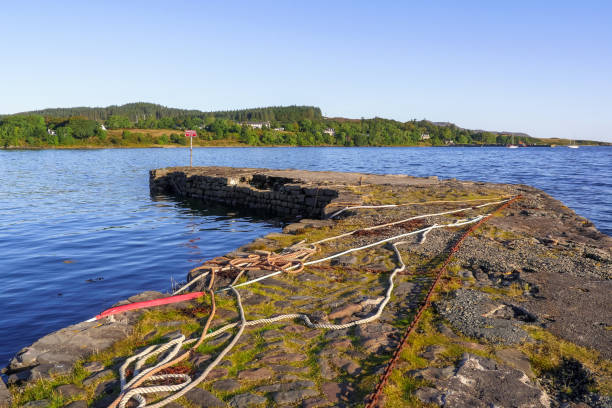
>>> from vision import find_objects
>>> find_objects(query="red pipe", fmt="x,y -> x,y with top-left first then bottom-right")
93,292 -> 205,320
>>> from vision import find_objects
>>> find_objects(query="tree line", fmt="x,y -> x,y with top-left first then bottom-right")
7,103 -> 321,125
1,103 -> 587,148
0,115 -> 107,147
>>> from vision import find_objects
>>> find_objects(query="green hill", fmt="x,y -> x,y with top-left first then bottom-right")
1,103 -> 609,148
9,103 -> 321,124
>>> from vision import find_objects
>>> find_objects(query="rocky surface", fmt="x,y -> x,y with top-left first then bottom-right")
184,387 -> 226,407
4,167 -> 611,407
413,353 -> 550,407
437,289 -> 530,344
5,292 -> 166,386
0,380 -> 10,408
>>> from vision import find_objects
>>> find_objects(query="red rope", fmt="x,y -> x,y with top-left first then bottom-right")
365,195 -> 521,407
94,292 -> 205,320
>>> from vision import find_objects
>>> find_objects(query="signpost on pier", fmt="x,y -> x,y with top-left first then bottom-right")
185,130 -> 197,167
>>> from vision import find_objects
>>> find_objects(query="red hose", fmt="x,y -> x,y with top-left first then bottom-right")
93,292 -> 205,320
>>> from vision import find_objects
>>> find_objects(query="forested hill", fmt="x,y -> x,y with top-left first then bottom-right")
2,103 -> 609,148
12,103 -> 201,122
10,103 -> 322,123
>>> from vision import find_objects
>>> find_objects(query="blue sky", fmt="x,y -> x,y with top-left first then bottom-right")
1,1 -> 611,141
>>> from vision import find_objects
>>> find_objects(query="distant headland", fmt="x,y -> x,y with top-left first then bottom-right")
1,102 -> 609,148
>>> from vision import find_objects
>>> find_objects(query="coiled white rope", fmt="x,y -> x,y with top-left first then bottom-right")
117,272 -> 247,408
118,336 -> 189,407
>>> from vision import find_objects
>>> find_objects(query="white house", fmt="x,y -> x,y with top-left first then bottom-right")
244,121 -> 270,129
273,127 -> 285,131
323,128 -> 335,136
420,133 -> 430,140
47,128 -> 56,136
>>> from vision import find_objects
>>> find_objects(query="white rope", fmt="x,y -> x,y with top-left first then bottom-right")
118,237 -> 414,406
329,204 -> 397,218
317,198 -> 508,244
124,337 -> 184,390
114,198 -> 504,407
121,374 -> 192,408
216,215 -> 483,294
178,198 -> 506,296
117,272 -> 248,408
173,272 -> 208,295
305,217 -> 481,265
116,215 -> 485,407
419,225 -> 435,244
327,196 -> 506,219
223,270 -> 283,291
118,336 -> 186,408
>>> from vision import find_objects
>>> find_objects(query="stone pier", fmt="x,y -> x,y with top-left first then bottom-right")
149,166 -> 438,218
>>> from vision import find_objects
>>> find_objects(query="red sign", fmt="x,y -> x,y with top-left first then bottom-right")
185,130 -> 197,137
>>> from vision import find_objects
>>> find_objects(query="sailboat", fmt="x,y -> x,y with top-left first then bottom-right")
568,139 -> 579,148
507,135 -> 518,148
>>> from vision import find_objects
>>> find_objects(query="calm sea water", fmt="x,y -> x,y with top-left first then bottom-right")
1,146 -> 610,365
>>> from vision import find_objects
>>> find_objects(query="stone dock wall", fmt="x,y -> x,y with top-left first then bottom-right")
149,167 -> 343,218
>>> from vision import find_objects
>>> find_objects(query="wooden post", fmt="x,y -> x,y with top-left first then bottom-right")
185,130 -> 197,167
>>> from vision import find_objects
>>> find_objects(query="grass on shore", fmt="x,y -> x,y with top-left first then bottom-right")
521,326 -> 612,396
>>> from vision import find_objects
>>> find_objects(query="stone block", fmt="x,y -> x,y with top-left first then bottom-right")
184,387 -> 225,407
56,384 -> 85,398
273,389 -> 319,405
229,393 -> 267,408
237,366 -> 274,381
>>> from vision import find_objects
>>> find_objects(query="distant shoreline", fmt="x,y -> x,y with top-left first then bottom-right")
2,143 -> 611,150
